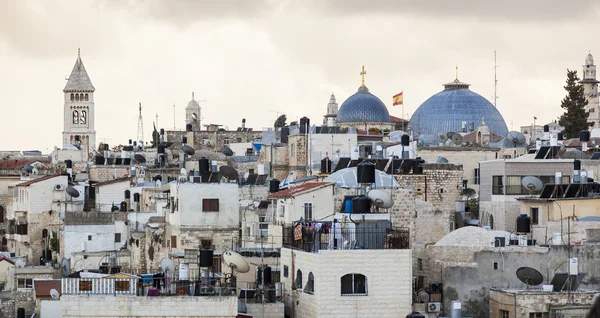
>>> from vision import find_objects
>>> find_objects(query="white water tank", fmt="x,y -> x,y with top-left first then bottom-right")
257,164 -> 265,176
552,233 -> 562,245
179,263 -> 189,280
518,235 -> 528,247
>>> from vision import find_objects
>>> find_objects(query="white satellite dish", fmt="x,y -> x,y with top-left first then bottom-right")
160,258 -> 175,274
367,189 -> 394,208
180,168 -> 187,177
50,289 -> 60,300
521,176 -> 543,194
222,250 -> 250,273
15,259 -> 25,268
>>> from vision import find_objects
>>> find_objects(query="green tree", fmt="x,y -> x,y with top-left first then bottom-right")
558,69 -> 591,138
274,114 -> 287,128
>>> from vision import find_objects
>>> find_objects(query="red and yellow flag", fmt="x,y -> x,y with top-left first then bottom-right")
393,92 -> 403,106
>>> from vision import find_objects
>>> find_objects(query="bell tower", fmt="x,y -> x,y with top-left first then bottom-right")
62,49 -> 96,158
580,52 -> 600,128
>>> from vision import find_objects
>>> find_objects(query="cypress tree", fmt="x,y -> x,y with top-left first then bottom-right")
558,69 -> 591,138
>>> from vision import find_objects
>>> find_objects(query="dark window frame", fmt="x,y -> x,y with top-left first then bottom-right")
341,273 -> 367,296
202,199 -> 220,212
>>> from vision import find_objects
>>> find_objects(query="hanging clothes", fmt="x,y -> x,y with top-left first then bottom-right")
294,224 -> 303,241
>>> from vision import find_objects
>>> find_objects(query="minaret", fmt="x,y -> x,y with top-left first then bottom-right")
62,49 -> 96,159
580,52 -> 600,128
137,102 -> 144,143
185,92 -> 201,131
323,93 -> 338,126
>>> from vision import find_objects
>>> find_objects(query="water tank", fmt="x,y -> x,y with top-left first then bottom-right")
516,214 -> 531,233
320,157 -> 332,174
281,127 -> 289,143
356,161 -> 376,184
153,175 -> 162,182
401,134 -> 410,146
580,130 -> 590,142
160,128 -> 165,135
574,159 -> 581,171
65,160 -> 73,168
103,143 -> 110,151
558,132 -> 563,140
17,308 -> 25,318
345,198 -> 353,213
120,201 -> 127,212
179,263 -> 189,280
413,157 -> 425,174
257,267 -> 263,285
186,124 -> 193,132
263,266 -> 272,285
124,190 -> 130,199
182,136 -> 187,144
199,158 -> 210,174
352,196 -> 371,213
133,193 -> 140,203
157,145 -> 165,154
199,250 -> 214,267
95,155 -> 105,165
269,179 -> 280,193
300,117 -> 310,134
544,125 -> 549,132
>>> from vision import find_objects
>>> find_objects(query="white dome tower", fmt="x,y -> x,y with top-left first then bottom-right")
580,52 -> 600,129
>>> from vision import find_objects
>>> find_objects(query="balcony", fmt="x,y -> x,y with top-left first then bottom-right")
283,226 -> 409,252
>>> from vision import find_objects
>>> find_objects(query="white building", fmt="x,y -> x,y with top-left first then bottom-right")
94,177 -> 131,212
268,182 -> 335,224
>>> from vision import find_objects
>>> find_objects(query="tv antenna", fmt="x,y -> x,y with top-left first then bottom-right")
493,50 -> 499,107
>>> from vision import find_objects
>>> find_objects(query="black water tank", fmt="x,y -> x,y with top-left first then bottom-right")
199,249 -> 214,267
199,158 -> 210,174
104,144 -> 109,151
111,205 -> 119,212
160,128 -> 165,135
133,141 -> 137,146
115,158 -> 123,165
352,196 -> 371,213
580,130 -> 590,142
557,132 -> 563,140
257,267 -> 263,284
320,157 -> 332,174
281,127 -> 290,143
17,308 -> 25,318
120,201 -> 127,212
129,139 -> 132,145
124,190 -> 131,199
65,160 -> 73,168
544,125 -> 549,132
406,312 -> 425,318
413,157 -> 424,174
153,175 -> 162,182
357,161 -> 376,184
157,145 -> 165,154
95,155 -> 105,165
516,214 -> 531,233
269,179 -> 280,193
186,124 -> 193,131
133,193 -> 140,202
182,136 -> 187,144
300,116 -> 310,128
574,159 -> 581,171
263,266 -> 272,285
401,134 -> 410,146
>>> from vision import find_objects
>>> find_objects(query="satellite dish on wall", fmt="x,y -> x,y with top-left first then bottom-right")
521,176 -> 543,193
516,267 -> 543,287
160,258 -> 175,274
61,258 -> 71,276
222,250 -> 250,273
66,186 -> 80,198
182,145 -> 195,156
50,289 -> 60,300
15,259 -> 25,268
221,146 -> 234,157
367,189 -> 394,208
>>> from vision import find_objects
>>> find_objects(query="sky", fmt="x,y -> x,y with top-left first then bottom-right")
1,0 -> 599,152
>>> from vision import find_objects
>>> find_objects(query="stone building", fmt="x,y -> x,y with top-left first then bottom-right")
490,288 -> 597,318
581,52 -> 600,130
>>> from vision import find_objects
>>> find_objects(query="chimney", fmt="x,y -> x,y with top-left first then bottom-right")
242,118 -> 246,129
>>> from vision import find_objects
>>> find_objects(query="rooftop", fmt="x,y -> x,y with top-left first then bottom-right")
269,182 -> 334,198
94,176 -> 131,187
16,174 -> 62,187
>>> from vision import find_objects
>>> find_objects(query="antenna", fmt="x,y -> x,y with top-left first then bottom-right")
173,103 -> 176,131
493,50 -> 499,107
137,103 -> 144,142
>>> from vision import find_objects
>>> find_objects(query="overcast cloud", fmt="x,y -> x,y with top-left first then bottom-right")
0,0 -> 599,151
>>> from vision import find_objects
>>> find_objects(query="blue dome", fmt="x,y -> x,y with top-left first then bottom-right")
409,81 -> 508,141
337,86 -> 390,123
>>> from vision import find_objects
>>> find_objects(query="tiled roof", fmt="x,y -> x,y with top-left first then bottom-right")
0,159 -> 49,170
93,176 -> 130,187
34,280 -> 61,298
63,55 -> 95,92
17,174 -> 62,187
0,255 -> 15,265
269,182 -> 333,198
389,115 -> 408,123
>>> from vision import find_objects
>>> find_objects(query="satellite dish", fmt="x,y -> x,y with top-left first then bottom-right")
436,156 -> 449,164
244,172 -> 250,180
219,166 -> 239,181
66,186 -> 80,198
516,266 -> 543,286
182,145 -> 195,156
222,250 -> 250,273
437,133 -> 448,142
22,164 -> 34,173
134,154 -> 146,164
61,258 -> 71,276
521,176 -> 543,193
31,167 -> 38,175
221,146 -> 234,157
506,131 -> 527,147
50,289 -> 60,300
160,258 -> 175,274
446,131 -> 456,139
180,168 -> 187,177
367,189 -> 394,208
15,259 -> 25,268
451,133 -> 463,145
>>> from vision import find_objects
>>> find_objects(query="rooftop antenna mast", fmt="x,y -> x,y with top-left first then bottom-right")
137,102 -> 144,142
494,50 -> 499,108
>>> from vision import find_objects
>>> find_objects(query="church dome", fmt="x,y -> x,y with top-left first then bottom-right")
408,80 -> 508,143
337,86 -> 390,123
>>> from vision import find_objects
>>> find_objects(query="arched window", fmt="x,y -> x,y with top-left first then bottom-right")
341,273 -> 367,296
70,93 -> 74,101
75,94 -> 80,101
42,229 -> 48,238
81,110 -> 87,124
304,272 -> 314,294
85,93 -> 89,101
295,269 -> 302,290
73,111 -> 79,124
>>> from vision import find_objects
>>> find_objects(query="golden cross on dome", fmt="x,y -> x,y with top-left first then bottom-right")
454,65 -> 460,83
360,65 -> 367,87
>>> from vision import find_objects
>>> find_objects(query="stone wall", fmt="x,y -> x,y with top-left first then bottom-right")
489,289 -> 597,318
89,166 -> 129,183
257,144 -> 289,181
245,301 -> 285,318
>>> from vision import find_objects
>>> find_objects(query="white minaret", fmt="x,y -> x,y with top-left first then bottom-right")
185,92 -> 201,131
580,52 -> 600,128
62,49 -> 96,158
323,93 -> 338,126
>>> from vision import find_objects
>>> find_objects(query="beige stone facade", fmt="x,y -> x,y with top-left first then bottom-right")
489,289 -> 597,318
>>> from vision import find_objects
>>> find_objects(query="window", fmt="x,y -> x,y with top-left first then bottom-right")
529,313 -> 548,318
223,138 -> 230,145
81,110 -> 87,124
492,176 -> 504,195
493,261 -> 499,270
212,255 -> 222,274
88,235 -> 92,241
17,278 -> 33,289
417,258 -> 423,271
505,176 -> 522,195
290,144 -> 295,158
16,224 -> 28,235
249,169 -> 255,174
284,265 -> 289,277
171,236 -> 177,248
79,280 -> 92,291
84,93 -> 89,101
73,110 -> 79,124
530,207 -> 539,225
303,203 -> 313,221
295,270 -> 302,290
341,274 -> 367,296
75,94 -> 80,101
500,310 -> 510,318
115,280 -> 130,292
200,239 -> 213,249
304,272 -> 314,294
236,137 -> 242,142
202,199 -> 219,212
114,233 -> 121,243
70,93 -> 74,101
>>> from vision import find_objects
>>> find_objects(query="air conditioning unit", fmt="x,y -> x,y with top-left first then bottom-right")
427,302 -> 442,313
55,184 -> 65,191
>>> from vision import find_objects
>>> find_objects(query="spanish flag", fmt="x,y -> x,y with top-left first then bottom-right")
393,92 -> 403,106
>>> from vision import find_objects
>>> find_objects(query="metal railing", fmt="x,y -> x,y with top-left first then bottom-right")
283,226 -> 410,252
